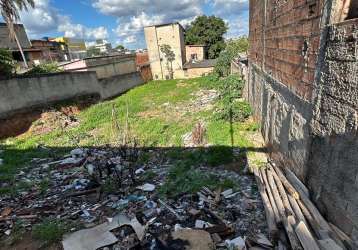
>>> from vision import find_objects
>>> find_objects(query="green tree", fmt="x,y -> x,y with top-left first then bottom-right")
87,47 -> 102,57
185,15 -> 228,59
0,48 -> 14,78
115,44 -> 125,50
214,36 -> 249,77
160,44 -> 175,79
0,0 -> 35,68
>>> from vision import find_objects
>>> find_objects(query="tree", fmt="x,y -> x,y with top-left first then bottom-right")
0,48 -> 14,78
116,44 -> 125,50
160,44 -> 175,79
185,15 -> 228,59
87,47 -> 102,57
214,36 -> 249,77
0,0 -> 35,68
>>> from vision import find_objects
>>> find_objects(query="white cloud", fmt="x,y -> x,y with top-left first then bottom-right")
124,35 -> 137,44
58,17 -> 108,40
19,0 -> 108,40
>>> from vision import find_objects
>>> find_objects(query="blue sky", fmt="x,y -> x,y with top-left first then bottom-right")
15,0 -> 249,49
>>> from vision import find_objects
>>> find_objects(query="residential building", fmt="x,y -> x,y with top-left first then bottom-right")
144,22 -> 186,80
52,37 -> 87,60
0,23 -> 42,66
31,38 -> 69,62
185,45 -> 208,62
94,39 -> 112,54
183,59 -> 216,78
60,54 -> 137,79
248,0 -> 358,240
144,22 -> 215,79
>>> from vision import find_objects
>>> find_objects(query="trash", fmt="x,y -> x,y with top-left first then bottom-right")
222,189 -> 234,198
62,214 -> 145,250
1,207 -> 13,217
254,233 -> 273,248
135,168 -> 145,175
158,199 -> 184,221
71,148 -> 85,157
195,220 -> 212,229
225,236 -> 246,250
137,183 -> 155,192
4,229 -> 11,236
0,158 -> 3,166
172,229 -> 215,250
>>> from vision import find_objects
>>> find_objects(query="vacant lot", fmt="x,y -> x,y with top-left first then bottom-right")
0,76 -> 267,249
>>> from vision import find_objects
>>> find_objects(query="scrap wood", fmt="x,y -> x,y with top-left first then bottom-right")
285,216 -> 303,250
65,188 -> 99,198
282,167 -> 309,197
270,163 -> 300,200
260,167 -> 281,224
295,221 -> 320,250
253,167 -> 278,239
266,168 -> 286,219
318,238 -> 344,250
329,223 -> 356,250
287,194 -> 308,226
0,207 -> 13,217
270,167 -> 295,217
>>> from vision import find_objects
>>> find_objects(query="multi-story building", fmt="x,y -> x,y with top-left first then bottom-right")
93,39 -> 112,54
0,23 -> 42,66
31,38 -> 69,62
52,37 -> 87,60
144,23 -> 187,80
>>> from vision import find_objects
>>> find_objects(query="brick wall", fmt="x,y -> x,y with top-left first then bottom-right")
249,0 -> 323,101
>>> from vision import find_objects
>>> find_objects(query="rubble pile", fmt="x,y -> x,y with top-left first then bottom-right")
0,147 -> 269,249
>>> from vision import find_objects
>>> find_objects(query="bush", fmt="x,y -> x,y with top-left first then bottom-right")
213,74 -> 252,122
0,49 -> 15,78
33,219 -> 70,246
24,63 -> 63,76
214,37 -> 249,77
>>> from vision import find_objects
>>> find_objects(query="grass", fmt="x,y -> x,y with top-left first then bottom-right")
32,219 -> 71,246
0,76 -> 261,195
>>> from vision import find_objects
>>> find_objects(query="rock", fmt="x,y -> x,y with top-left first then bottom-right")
137,183 -> 155,192
225,236 -> 246,250
172,229 -> 215,250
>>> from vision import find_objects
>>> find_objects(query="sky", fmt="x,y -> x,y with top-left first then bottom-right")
11,0 -> 249,49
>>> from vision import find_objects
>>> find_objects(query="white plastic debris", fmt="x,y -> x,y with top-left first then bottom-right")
86,164 -> 95,176
195,220 -> 212,229
135,168 -> 145,175
225,236 -> 246,250
0,159 -> 3,166
137,183 -> 155,192
70,148 -> 84,157
4,229 -> 11,236
221,189 -> 233,198
60,157 -> 83,166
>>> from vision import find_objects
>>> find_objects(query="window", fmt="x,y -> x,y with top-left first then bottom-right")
347,0 -> 358,20
191,54 -> 198,60
334,0 -> 358,22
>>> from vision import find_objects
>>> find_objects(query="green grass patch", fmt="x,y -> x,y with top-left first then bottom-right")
32,219 -> 71,246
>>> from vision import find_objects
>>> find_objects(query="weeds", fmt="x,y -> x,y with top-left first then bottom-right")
159,162 -> 236,198
32,219 -> 70,246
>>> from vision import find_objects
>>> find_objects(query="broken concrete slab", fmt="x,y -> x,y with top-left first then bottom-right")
172,229 -> 215,250
62,214 -> 145,250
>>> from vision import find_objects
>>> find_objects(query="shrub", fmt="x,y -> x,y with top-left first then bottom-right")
214,37 -> 249,77
33,219 -> 70,246
0,49 -> 15,78
24,63 -> 63,76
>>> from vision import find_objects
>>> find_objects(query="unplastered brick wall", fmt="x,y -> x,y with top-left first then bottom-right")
249,0 -> 324,101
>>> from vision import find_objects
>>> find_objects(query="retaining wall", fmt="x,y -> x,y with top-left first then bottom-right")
0,71 -> 144,119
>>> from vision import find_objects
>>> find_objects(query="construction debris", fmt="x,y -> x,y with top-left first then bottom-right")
254,161 -> 355,250
0,147 -> 269,249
